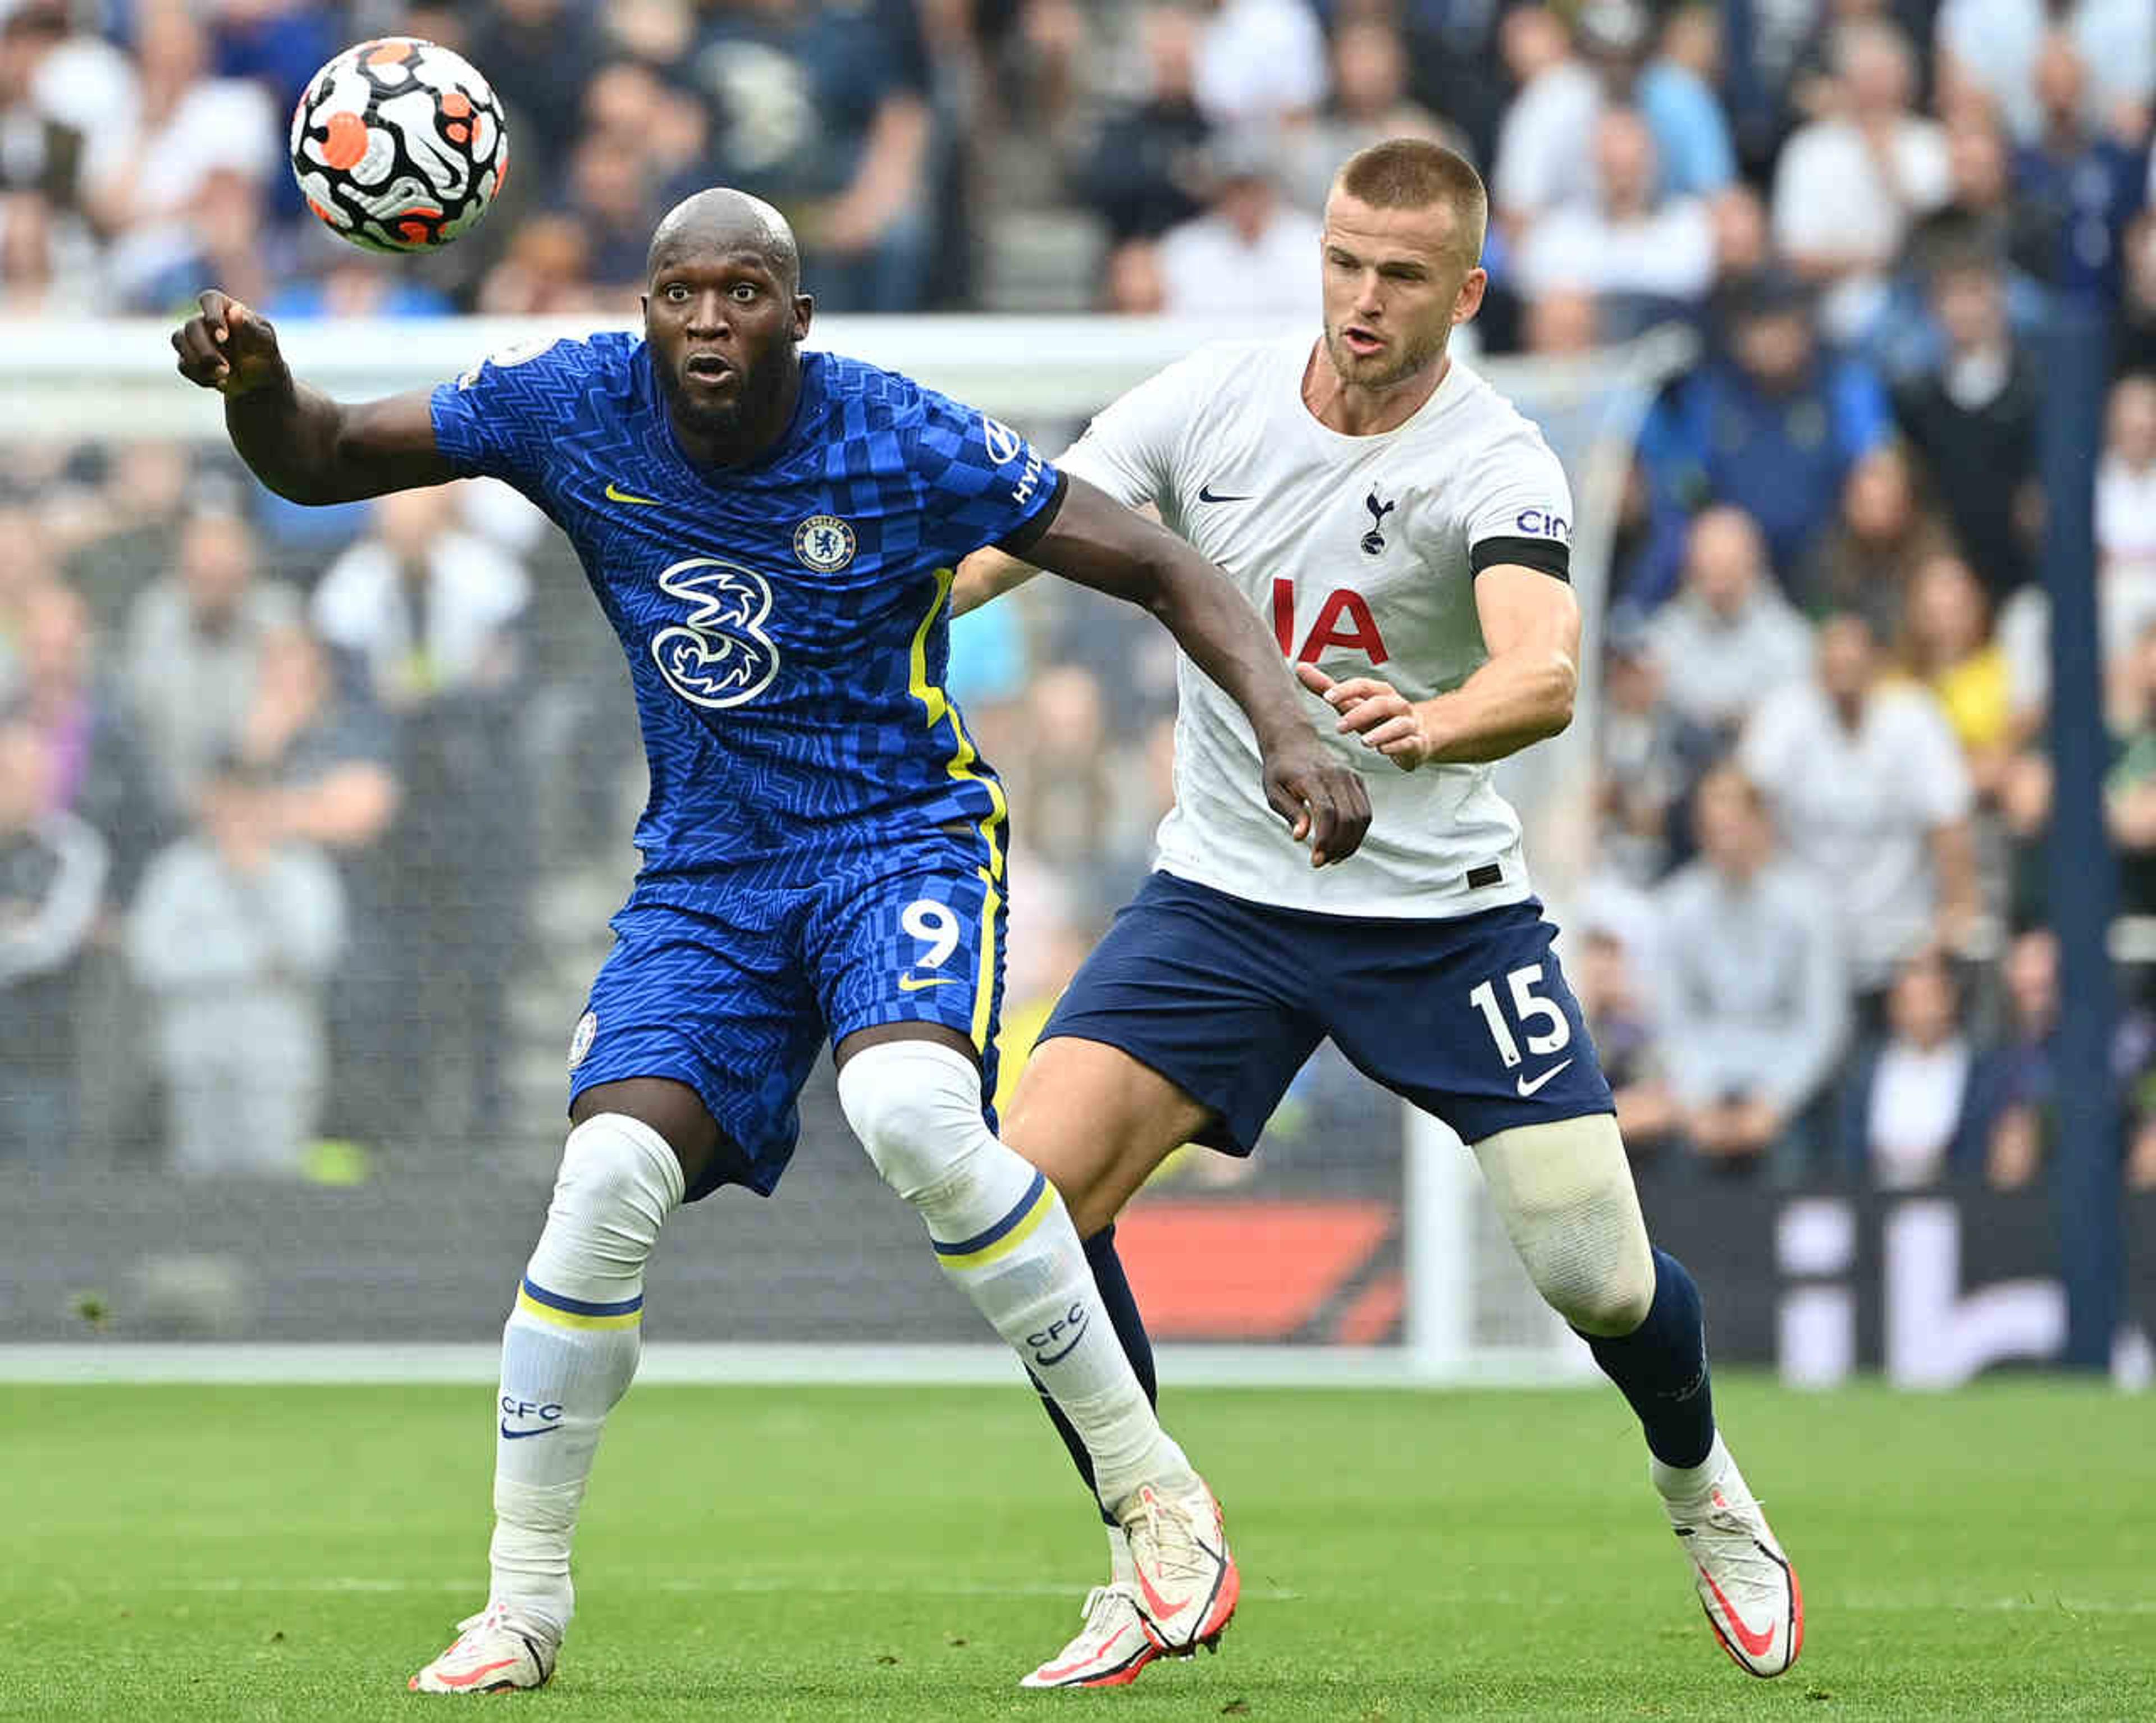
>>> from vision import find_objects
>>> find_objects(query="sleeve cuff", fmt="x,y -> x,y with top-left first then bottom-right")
993,467 -> 1070,560
1470,536 -> 1571,582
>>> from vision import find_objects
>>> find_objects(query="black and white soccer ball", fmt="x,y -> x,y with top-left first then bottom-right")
290,38 -> 508,254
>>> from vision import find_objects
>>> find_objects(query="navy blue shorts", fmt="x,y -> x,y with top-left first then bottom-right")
1040,872 -> 1613,1153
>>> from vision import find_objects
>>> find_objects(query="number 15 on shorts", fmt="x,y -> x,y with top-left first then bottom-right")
1468,963 -> 1572,1068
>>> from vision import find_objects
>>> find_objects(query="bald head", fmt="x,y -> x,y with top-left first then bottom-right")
647,188 -> 801,296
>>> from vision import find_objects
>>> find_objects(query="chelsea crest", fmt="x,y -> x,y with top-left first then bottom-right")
793,514 -> 856,572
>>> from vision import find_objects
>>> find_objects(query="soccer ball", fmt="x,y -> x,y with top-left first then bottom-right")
290,38 -> 508,254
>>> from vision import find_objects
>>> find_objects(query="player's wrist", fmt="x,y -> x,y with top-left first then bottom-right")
221,354 -> 295,405
1408,698 -> 1450,765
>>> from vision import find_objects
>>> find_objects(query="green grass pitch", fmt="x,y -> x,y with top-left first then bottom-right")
2,1375 -> 2149,1720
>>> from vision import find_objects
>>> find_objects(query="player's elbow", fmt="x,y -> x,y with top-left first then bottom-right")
1533,650 -> 1579,739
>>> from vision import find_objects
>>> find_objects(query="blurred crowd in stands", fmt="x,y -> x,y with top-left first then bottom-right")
1,0 -> 2155,1202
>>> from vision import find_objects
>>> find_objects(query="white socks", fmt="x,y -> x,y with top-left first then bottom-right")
1653,1430 -> 1730,1504
1106,1524 -> 1136,1589
490,1113 -> 683,1637
837,1039 -> 1191,1512
485,1043 -> 1196,1640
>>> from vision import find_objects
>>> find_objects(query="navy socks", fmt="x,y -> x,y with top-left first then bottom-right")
1581,1247 -> 1715,1469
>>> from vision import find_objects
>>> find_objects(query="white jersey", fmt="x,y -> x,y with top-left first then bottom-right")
1059,332 -> 1573,919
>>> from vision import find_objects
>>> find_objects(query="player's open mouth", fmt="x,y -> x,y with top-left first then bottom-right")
1342,326 -> 1385,356
683,353 -> 734,384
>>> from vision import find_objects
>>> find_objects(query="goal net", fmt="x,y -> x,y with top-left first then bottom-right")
0,314 -> 1684,1383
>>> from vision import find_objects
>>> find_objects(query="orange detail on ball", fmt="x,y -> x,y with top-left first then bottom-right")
445,122 -> 469,143
441,91 -> 472,118
307,198 -> 333,222
367,42 -> 409,67
395,205 -> 444,243
321,110 -> 369,171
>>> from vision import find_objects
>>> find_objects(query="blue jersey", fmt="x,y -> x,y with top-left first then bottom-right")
428,332 -> 1065,880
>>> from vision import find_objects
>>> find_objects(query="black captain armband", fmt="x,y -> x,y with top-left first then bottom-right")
1470,536 -> 1571,582
993,469 -> 1071,560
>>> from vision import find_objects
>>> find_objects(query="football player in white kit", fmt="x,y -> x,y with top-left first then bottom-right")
953,140 -> 1802,1689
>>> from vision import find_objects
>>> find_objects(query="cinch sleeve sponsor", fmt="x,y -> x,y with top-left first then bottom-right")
1462,429 -> 1574,583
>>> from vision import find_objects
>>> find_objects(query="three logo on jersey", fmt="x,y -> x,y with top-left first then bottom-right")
650,557 -> 782,709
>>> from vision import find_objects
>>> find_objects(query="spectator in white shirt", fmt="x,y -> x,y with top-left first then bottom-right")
1190,0 -> 1328,130
1839,948 -> 1978,1188
126,755 -> 345,1177
1642,505 -> 1816,741
2099,373 -> 2156,631
123,507 -> 302,814
91,0 -> 276,311
1935,0 -> 2153,147
1154,130 -> 1321,321
1652,762 -> 1849,1180
312,486 -> 531,709
1516,104 -> 1718,321
1995,376 -> 2156,730
1770,19 -> 1951,342
1492,3 -> 1598,234
1278,17 -> 1459,216
1740,612 -> 1981,1007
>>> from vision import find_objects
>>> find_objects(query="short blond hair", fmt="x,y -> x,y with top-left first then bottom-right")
1332,138 -> 1488,268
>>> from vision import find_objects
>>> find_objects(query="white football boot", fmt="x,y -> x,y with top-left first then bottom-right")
1662,1441 -> 1803,1677
1018,1584 -> 1162,1688
408,1602 -> 559,1694
1117,1476 -> 1240,1654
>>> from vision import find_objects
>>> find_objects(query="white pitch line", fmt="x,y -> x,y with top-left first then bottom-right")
76,1580 -> 2156,1615
1835,1594 -> 2156,1616
152,1577 -> 1305,1602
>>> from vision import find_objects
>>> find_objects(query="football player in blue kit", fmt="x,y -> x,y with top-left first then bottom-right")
171,188 -> 1371,1694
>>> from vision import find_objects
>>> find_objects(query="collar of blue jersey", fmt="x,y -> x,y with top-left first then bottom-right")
641,343 -> 826,481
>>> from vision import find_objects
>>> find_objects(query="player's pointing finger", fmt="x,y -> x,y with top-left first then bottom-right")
1294,661 -> 1335,697
1321,678 -> 1394,710
1336,693 -> 1407,735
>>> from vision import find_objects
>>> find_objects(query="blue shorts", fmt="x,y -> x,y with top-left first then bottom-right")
568,832 -> 1006,1200
1041,872 -> 1613,1153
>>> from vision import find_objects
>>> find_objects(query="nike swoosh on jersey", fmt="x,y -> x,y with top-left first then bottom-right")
897,973 -> 961,992
605,481 -> 662,505
499,1421 -> 563,1440
1197,483 -> 1253,503
1515,1058 -> 1574,1098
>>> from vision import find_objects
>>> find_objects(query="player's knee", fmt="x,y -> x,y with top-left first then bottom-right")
1474,1114 -> 1655,1336
527,1113 -> 684,1297
1542,1249 -> 1655,1336
549,1112 -> 684,1238
837,1040 -> 992,1206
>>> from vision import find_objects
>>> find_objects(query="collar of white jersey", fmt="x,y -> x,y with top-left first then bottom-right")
1291,332 -> 1473,450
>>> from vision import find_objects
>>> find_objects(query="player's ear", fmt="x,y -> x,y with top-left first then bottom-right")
792,293 -> 814,340
1453,268 -> 1487,327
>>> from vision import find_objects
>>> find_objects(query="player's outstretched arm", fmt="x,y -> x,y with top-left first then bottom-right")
1021,475 -> 1372,866
171,290 -> 454,505
1302,564 -> 1580,769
